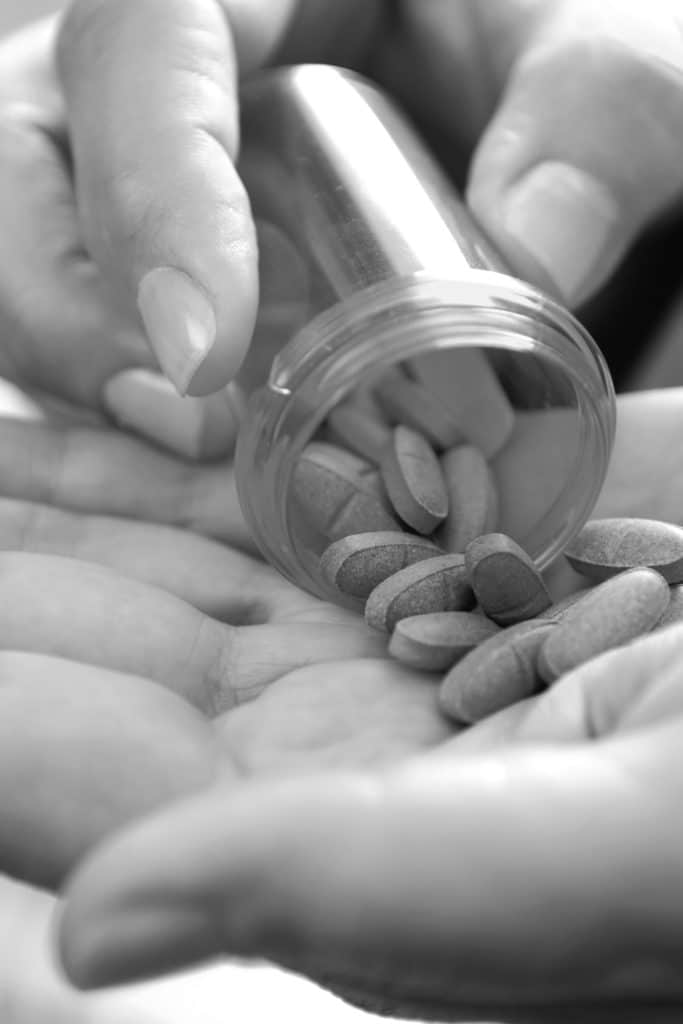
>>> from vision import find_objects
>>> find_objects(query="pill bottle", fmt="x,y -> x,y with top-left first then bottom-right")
234,65 -> 615,606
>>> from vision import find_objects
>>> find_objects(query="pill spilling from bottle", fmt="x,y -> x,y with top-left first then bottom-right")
292,361 -> 683,726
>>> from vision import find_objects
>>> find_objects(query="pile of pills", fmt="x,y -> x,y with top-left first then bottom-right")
292,359 -> 683,725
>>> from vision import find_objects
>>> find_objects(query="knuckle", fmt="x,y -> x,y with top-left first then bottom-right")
87,135 -> 252,270
78,159 -> 162,266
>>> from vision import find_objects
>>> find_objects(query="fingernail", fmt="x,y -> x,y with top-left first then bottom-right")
501,162 -> 620,304
60,903 -> 217,989
103,368 -> 244,460
137,267 -> 216,396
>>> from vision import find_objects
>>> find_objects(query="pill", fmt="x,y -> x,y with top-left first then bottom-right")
292,442 -> 399,541
320,531 -> 442,599
564,518 -> 683,583
465,532 -> 551,625
380,426 -> 448,535
375,369 -> 464,450
435,444 -> 499,553
407,348 -> 515,457
655,584 -> 683,629
326,401 -> 392,465
365,553 -> 473,633
537,567 -> 670,683
537,589 -> 592,622
389,611 -> 500,672
439,619 -> 555,724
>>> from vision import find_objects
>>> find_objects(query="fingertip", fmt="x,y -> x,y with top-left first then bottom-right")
136,268 -> 216,397
54,898 -> 93,990
187,209 -> 260,396
55,776 -> 376,986
54,889 -> 120,992
135,251 -> 258,400
56,885 -> 218,990
103,369 -> 245,459
185,290 -> 257,397
60,0 -> 261,398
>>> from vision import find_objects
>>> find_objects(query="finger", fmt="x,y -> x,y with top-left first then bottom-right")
56,0 -> 295,396
0,652 -> 219,888
0,882 -> 285,1024
0,109 -> 147,399
0,93 -> 241,458
103,371 -> 245,460
58,734 -> 683,1011
467,1 -> 683,306
0,497 -> 313,621
0,553 -> 384,711
0,417 -> 254,549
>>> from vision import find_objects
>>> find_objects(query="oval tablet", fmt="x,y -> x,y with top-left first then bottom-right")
537,567 -> 670,683
381,426 -> 448,535
436,444 -> 499,553
564,517 -> 683,583
439,619 -> 554,724
320,532 -> 442,599
465,532 -> 551,625
389,611 -> 500,672
292,442 -> 399,541
365,554 -> 473,633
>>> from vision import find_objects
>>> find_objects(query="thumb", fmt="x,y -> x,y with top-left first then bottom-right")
57,0 -> 296,397
57,679 -> 683,1014
467,3 -> 683,307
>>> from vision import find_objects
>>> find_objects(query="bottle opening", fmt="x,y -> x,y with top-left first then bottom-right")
236,275 -> 615,604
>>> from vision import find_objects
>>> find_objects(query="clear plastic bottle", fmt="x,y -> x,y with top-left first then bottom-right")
234,65 -> 615,605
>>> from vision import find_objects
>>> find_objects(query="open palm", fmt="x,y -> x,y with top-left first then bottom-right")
50,387 -> 683,1023
0,386 -> 678,893
0,396 -> 395,887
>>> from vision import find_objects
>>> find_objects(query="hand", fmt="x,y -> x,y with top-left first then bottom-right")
4,2 -> 683,457
0,406 -> 390,889
57,624 -> 683,1024
53,386 -> 683,1018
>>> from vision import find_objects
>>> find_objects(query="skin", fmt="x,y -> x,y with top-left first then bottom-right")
2,0 -> 683,1016
0,388 -> 672,1021
0,402 -> 397,890
2,2 -> 683,450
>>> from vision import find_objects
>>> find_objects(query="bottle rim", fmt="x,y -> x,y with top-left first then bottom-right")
236,271 -> 616,602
